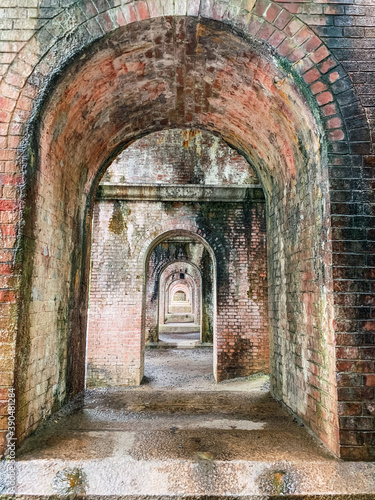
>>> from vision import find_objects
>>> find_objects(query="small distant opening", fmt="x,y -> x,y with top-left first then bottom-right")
173,290 -> 187,302
180,273 -> 184,279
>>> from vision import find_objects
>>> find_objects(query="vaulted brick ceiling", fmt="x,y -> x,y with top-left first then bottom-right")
40,17 -> 321,199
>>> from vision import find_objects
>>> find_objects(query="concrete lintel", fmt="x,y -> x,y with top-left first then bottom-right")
96,184 -> 265,202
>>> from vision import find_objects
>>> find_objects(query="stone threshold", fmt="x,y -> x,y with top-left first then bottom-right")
4,386 -> 375,498
146,341 -> 213,349
2,459 -> 375,498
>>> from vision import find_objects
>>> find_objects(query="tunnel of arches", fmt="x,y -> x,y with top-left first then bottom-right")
15,15 -> 338,456
172,290 -> 187,303
157,261 -> 203,345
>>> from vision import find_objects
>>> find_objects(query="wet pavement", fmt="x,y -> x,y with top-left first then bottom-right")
1,348 -> 375,497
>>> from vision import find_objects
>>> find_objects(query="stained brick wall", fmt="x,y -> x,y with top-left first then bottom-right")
87,130 -> 268,386
0,0 -> 373,460
87,197 -> 268,386
103,129 -> 260,186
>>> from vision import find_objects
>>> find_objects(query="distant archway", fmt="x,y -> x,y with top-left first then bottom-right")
171,287 -> 188,303
142,230 -> 217,376
157,262 -> 203,343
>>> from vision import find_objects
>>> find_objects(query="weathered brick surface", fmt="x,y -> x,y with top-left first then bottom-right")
103,129 -> 260,186
87,131 -> 268,385
0,0 -> 373,460
87,198 -> 269,384
158,262 -> 202,330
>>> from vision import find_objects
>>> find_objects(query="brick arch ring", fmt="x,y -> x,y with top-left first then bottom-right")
136,222 -> 221,274
3,0 -> 370,176
169,283 -> 191,302
151,258 -> 204,284
157,261 -> 203,327
139,226 -> 217,285
6,7 -> 342,456
161,266 -> 202,304
140,227 -> 218,375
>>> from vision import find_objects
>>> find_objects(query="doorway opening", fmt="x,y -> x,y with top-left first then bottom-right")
85,127 -> 268,388
157,261 -> 202,346
145,238 -> 215,349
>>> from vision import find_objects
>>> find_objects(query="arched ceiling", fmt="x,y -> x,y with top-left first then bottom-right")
39,16 -> 322,200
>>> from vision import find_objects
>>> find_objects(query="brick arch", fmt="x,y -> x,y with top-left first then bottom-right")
141,228 -> 217,377
135,222 -> 210,267
2,0 -> 366,158
2,4 -> 372,461
167,280 -> 195,317
135,222 -> 224,280
159,260 -> 204,328
170,285 -> 189,303
152,258 -> 203,285
158,261 -> 203,328
144,250 -> 204,341
11,13 -> 333,454
141,229 -> 217,304
168,282 -> 193,312
169,283 -> 190,298
140,226 -> 221,348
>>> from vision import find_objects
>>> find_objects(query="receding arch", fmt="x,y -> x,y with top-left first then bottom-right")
157,260 -> 204,334
158,261 -> 204,342
142,229 -> 218,379
171,288 -> 188,303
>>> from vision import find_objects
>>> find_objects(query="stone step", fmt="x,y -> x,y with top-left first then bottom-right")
159,323 -> 200,333
165,313 -> 195,323
5,388 -> 375,498
169,305 -> 192,313
3,458 -> 375,497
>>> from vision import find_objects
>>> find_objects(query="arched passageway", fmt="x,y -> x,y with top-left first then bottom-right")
11,13 -> 349,459
86,127 -> 268,384
171,289 -> 188,303
144,242 -> 207,345
158,261 -> 203,344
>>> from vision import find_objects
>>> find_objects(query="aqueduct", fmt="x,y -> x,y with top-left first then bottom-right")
0,0 -> 374,474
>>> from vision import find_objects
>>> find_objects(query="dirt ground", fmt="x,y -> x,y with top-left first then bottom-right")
142,347 -> 266,391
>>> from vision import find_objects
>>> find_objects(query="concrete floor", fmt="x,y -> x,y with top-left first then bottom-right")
2,348 -> 375,497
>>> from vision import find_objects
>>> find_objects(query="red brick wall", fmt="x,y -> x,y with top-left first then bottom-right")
87,196 -> 269,386
0,1 -> 373,460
